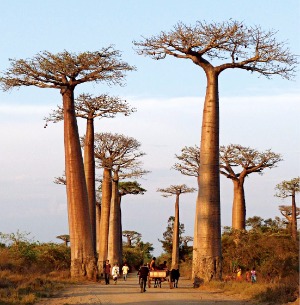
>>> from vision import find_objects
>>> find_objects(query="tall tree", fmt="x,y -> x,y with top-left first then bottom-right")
157,184 -> 196,269
275,177 -> 300,240
46,94 -> 135,252
134,20 -> 297,281
220,144 -> 282,230
94,132 -> 148,269
0,47 -> 135,279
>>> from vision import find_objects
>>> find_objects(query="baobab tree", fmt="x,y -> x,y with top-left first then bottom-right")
56,234 -> 70,246
46,94 -> 135,252
157,184 -> 196,269
278,205 -> 300,236
94,132 -> 148,269
0,47 -> 135,279
220,144 -> 282,230
135,20 -> 297,280
122,230 -> 142,247
118,181 -> 146,254
275,177 -> 300,240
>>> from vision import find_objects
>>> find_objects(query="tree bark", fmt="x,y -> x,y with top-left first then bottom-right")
171,194 -> 180,269
232,179 -> 246,230
193,69 -> 222,283
108,171 -> 122,266
96,203 -> 101,254
291,190 -> 297,241
83,117 -> 96,253
97,167 -> 112,272
62,87 -> 96,280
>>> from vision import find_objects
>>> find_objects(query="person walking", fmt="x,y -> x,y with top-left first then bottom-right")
122,263 -> 129,281
138,263 -> 149,292
103,260 -> 111,285
251,267 -> 257,284
112,263 -> 120,284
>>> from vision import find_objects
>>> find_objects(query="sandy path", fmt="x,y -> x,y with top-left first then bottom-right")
35,274 -> 257,305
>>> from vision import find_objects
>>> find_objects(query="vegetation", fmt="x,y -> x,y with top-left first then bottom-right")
0,232 -> 71,305
275,177 -> 300,240
134,20 -> 298,282
157,185 -> 196,269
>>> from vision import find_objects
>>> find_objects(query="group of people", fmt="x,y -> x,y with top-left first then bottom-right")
103,260 -> 129,285
236,265 -> 257,283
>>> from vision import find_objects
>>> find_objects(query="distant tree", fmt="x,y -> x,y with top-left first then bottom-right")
0,47 -> 135,279
278,205 -> 300,236
220,144 -> 282,230
46,94 -> 135,252
56,235 -> 70,246
94,132 -> 148,268
134,20 -> 297,281
275,177 -> 300,240
158,216 -> 185,255
122,230 -> 142,247
157,184 -> 196,269
118,181 -> 146,254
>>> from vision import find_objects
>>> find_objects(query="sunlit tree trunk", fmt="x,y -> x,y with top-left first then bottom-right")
96,202 -> 101,254
84,117 -> 96,253
171,194 -> 180,269
291,190 -> 297,240
97,167 -> 112,272
108,171 -> 122,265
62,88 -> 96,279
193,70 -> 221,282
232,178 -> 246,230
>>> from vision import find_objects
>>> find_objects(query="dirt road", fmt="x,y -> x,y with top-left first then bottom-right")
35,274 -> 257,305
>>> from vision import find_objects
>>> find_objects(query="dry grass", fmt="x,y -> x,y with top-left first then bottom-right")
200,276 -> 299,305
0,270 -> 73,305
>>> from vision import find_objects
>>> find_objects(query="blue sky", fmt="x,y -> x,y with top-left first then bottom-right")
0,0 -> 299,255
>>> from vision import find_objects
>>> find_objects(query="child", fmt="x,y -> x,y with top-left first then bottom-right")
251,267 -> 257,284
112,263 -> 120,284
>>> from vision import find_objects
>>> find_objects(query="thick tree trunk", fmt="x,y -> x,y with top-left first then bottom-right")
119,196 -> 123,263
83,117 -> 96,253
108,171 -> 122,265
291,191 -> 297,240
171,194 -> 180,269
97,167 -> 112,272
232,179 -> 246,230
62,88 -> 96,280
193,70 -> 222,283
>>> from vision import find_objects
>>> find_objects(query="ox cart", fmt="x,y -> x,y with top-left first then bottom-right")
148,270 -> 172,288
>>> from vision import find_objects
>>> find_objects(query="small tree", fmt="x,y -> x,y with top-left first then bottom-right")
220,144 -> 282,230
157,185 -> 196,269
134,20 -> 297,281
122,230 -> 142,247
275,177 -> 300,240
0,47 -> 135,279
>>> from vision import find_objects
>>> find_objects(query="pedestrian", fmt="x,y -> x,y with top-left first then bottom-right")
236,265 -> 242,281
103,260 -> 111,285
150,257 -> 156,270
138,263 -> 149,292
251,267 -> 257,284
245,268 -> 251,282
122,263 -> 129,281
112,263 -> 120,284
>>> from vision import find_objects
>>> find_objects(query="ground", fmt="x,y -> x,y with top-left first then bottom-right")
35,274 -> 260,305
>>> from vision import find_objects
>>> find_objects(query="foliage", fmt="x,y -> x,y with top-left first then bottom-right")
222,217 -> 299,280
0,232 -> 71,304
122,231 -> 153,270
158,216 -> 193,261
